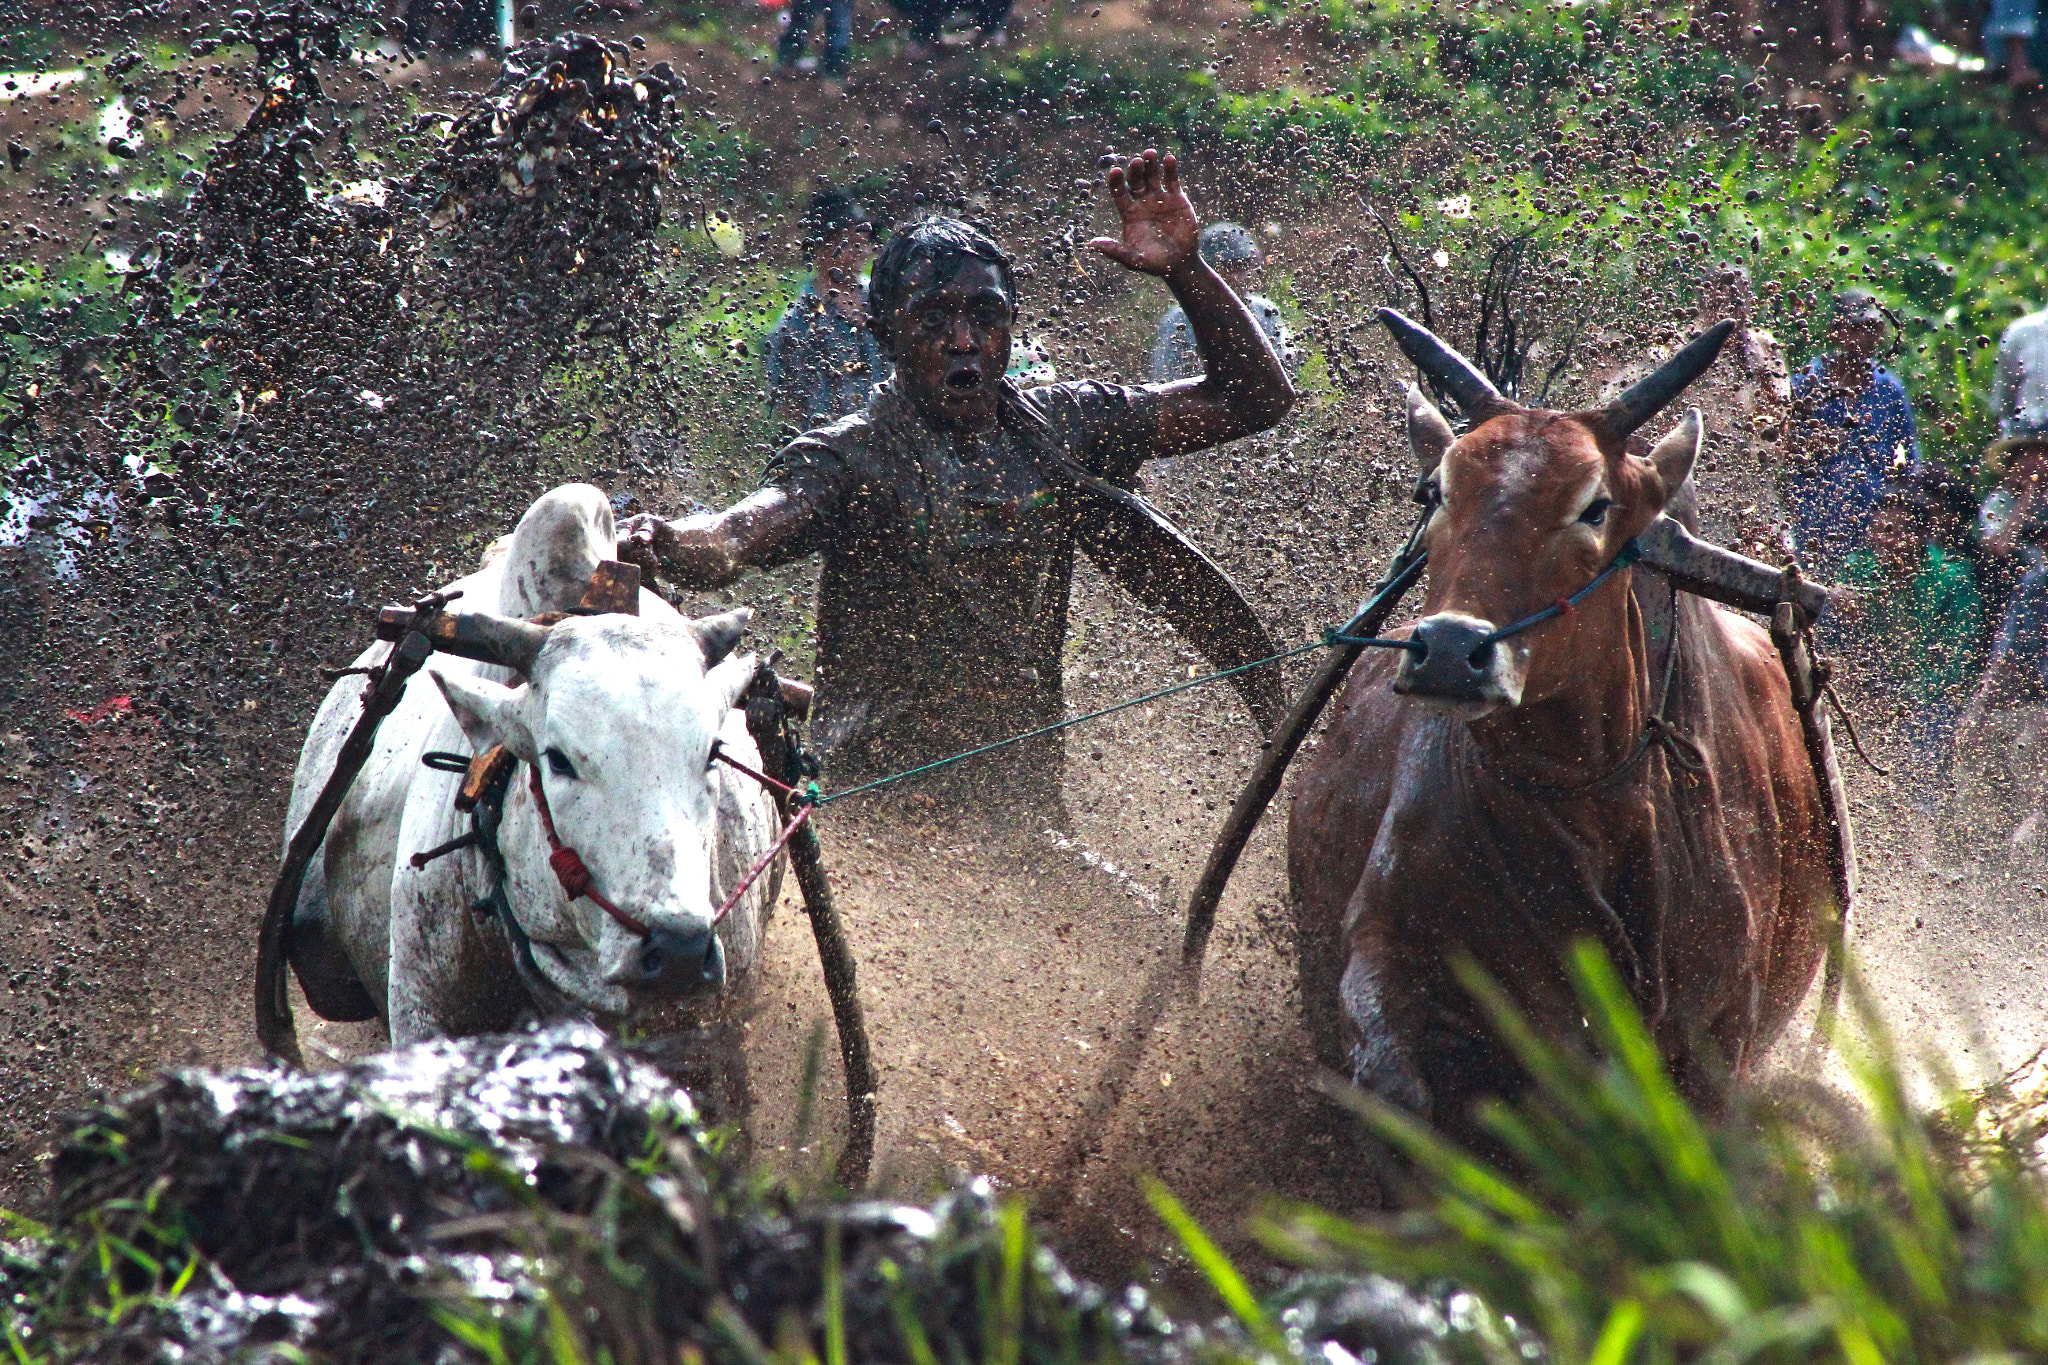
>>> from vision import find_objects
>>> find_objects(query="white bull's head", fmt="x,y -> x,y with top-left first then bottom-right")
430,608 -> 756,1015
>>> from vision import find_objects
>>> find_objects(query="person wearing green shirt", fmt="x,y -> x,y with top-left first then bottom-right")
1833,480 -> 1984,818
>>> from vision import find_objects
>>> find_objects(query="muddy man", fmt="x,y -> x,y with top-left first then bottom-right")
623,150 -> 1295,802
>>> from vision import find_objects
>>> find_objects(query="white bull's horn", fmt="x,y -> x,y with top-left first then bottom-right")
691,608 -> 751,667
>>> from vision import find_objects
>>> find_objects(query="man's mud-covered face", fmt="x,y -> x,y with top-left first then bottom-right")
883,257 -> 1015,431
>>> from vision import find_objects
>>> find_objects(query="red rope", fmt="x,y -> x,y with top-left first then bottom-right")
525,741 -> 808,939
710,741 -> 800,796
527,766 -> 654,938
712,802 -> 812,927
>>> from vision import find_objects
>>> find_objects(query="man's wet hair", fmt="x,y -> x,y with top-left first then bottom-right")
1831,287 -> 1885,329
867,217 -> 1016,344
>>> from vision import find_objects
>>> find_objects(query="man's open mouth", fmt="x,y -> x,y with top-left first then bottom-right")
945,364 -> 983,391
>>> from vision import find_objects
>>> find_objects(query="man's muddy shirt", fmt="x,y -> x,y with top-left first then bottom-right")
764,378 -> 1162,778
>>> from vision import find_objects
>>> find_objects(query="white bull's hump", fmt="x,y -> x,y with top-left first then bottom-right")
500,483 -> 617,620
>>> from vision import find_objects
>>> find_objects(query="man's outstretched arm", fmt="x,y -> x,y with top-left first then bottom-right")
1087,150 -> 1295,458
618,487 -> 815,590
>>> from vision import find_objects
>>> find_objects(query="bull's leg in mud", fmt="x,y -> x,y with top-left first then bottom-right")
1336,944 -> 1430,1119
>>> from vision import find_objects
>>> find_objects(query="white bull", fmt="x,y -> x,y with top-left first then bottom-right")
283,484 -> 782,1044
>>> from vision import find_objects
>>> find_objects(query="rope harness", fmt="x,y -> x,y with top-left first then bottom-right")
1326,537 -> 1646,655
1478,592 -> 1710,800
412,737 -> 823,959
707,739 -> 818,927
527,765 -> 654,939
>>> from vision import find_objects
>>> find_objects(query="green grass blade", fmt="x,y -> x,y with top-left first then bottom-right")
1145,1180 -> 1290,1359
823,1214 -> 847,1365
1587,1298 -> 1644,1365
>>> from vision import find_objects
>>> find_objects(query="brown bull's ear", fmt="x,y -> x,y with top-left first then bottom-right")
1405,384 -> 1456,471
1593,320 -> 1736,442
691,608 -> 751,667
1645,408 -> 1703,496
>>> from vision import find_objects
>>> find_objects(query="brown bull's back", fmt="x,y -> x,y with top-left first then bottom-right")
1288,578 -> 1833,1132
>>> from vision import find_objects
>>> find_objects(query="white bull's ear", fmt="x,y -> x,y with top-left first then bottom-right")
1406,383 -> 1456,472
691,608 -> 751,668
1646,407 -> 1703,495
431,667 -> 540,764
707,652 -> 758,713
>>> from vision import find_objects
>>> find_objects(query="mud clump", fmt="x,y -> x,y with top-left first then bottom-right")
6,1025 -> 1455,1363
0,1025 -> 1438,1363
427,33 -> 685,276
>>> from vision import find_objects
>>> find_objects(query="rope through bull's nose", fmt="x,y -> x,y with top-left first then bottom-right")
1322,627 -> 1425,653
1480,538 -> 1643,646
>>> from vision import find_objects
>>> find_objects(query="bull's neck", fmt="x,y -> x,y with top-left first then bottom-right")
1468,595 -> 1651,788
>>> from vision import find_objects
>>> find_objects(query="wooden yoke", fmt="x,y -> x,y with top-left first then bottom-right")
578,560 -> 640,615
1769,569 -> 1858,1042
1636,516 -> 1831,623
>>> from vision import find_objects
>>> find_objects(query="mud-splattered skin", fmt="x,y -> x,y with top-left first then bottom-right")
285,485 -> 782,1043
1289,372 -> 1836,1138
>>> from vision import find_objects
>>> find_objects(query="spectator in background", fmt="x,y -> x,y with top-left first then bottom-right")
1991,306 -> 2048,481
776,0 -> 853,79
1833,480 -> 1983,827
1969,307 -> 2048,672
1984,0 -> 2044,91
1785,288 -> 1920,575
890,0 -> 1010,55
1149,223 -> 1298,383
763,191 -> 887,429
1958,517 -> 2048,856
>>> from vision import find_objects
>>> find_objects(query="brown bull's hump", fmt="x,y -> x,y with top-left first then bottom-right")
1286,590 -> 1834,1128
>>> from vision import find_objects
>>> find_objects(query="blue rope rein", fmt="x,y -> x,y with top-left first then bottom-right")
1480,538 -> 1643,645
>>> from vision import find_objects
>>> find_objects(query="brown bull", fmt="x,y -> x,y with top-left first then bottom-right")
1289,313 -> 1837,1131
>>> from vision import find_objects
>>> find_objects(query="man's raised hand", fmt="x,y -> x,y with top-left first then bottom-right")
1087,149 -> 1200,278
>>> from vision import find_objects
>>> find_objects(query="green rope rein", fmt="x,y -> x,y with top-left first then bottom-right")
813,637 -> 1331,807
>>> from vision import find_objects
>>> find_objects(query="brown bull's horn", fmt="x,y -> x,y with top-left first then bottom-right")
1598,319 -> 1738,440
1376,307 -> 1510,420
375,607 -> 553,673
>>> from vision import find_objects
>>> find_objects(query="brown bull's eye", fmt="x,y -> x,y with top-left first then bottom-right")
1578,498 -> 1613,527
546,748 -> 580,780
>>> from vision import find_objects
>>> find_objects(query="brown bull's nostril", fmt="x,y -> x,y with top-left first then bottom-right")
1396,614 -> 1507,704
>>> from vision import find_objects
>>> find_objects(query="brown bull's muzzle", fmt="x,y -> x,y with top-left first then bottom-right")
1394,612 -> 1526,714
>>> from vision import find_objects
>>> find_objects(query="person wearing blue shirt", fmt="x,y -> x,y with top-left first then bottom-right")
1785,289 -> 1921,576
763,191 -> 889,429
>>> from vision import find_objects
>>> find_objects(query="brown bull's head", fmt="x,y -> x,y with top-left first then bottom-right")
1380,308 -> 1733,718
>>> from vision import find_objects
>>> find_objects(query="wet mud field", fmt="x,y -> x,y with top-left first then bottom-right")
3,0 -> 2045,1294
